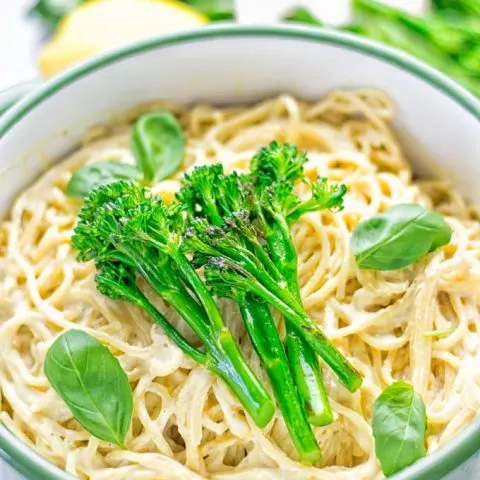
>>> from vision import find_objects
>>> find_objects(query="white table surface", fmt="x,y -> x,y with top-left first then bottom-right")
0,0 -> 478,478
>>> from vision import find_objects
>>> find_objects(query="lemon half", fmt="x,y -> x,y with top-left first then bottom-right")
39,0 -> 207,77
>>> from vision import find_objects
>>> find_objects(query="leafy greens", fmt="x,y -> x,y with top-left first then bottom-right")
351,203 -> 452,270
44,330 -> 133,447
66,111 -> 184,198
373,382 -> 427,476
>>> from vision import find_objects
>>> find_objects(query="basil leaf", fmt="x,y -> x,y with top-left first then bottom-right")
45,330 -> 133,447
66,161 -> 141,198
131,111 -> 185,183
351,203 -> 452,270
373,382 -> 427,476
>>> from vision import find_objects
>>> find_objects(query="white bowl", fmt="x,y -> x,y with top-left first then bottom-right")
0,25 -> 479,480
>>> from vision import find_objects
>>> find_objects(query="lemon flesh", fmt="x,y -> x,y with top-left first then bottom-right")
39,0 -> 207,77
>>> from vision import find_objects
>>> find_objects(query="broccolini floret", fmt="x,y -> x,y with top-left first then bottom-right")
179,164 -> 322,464
73,181 -> 275,428
72,142 -> 362,463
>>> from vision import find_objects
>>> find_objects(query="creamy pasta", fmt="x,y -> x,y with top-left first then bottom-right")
1,90 -> 480,480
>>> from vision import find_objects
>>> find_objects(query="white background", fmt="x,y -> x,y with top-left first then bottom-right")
0,0 -> 478,479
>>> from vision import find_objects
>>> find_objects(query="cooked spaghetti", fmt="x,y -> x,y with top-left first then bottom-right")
1,90 -> 479,480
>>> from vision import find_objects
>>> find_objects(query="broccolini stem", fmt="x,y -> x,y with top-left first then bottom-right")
149,265 -> 275,427
209,327 -> 276,428
263,217 -> 299,294
265,221 -> 334,425
172,250 -> 226,333
167,251 -> 275,427
103,277 -> 208,365
248,240 -> 285,283
286,331 -> 333,426
151,284 -> 275,427
120,244 -> 212,343
118,245 -> 275,427
138,295 -> 207,365
240,296 -> 322,464
206,237 -> 286,288
183,193 -> 307,435
244,277 -> 362,392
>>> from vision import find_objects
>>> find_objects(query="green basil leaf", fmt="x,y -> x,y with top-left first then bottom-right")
66,161 -> 142,198
45,330 -> 133,447
373,382 -> 427,476
351,203 -> 452,270
131,111 -> 185,183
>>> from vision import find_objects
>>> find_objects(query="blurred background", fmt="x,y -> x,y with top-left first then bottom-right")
0,0 -> 479,96
0,0 -> 479,479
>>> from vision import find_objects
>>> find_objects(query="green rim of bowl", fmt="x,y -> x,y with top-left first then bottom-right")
0,80 -> 42,118
0,25 -> 479,480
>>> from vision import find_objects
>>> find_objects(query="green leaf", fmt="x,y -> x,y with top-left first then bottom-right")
45,330 -> 133,447
284,7 -> 323,26
373,382 -> 427,476
351,203 -> 452,270
433,0 -> 480,16
459,44 -> 480,75
397,13 -> 478,56
66,161 -> 141,198
349,0 -> 480,97
29,0 -> 84,29
131,111 -> 185,183
182,0 -> 235,20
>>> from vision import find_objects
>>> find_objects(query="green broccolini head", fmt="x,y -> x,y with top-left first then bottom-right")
177,164 -> 253,223
309,177 -> 347,211
287,177 -> 347,223
177,164 -> 258,250
175,180 -> 196,218
260,181 -> 301,218
72,180 -> 145,263
177,164 -> 224,222
75,180 -> 143,225
249,141 -> 347,220
120,194 -> 183,252
73,180 -> 188,298
204,256 -> 251,301
180,164 -> 224,196
183,217 -> 260,269
251,141 -> 307,187
216,171 -> 253,216
73,179 -> 186,266
223,209 -> 259,245
183,218 -> 234,257
95,262 -> 140,303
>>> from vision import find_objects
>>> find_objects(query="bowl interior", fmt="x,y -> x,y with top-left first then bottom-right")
1,27 -> 479,215
0,25 -> 479,480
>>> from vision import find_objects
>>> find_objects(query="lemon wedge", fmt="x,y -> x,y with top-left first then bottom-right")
39,0 -> 208,77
